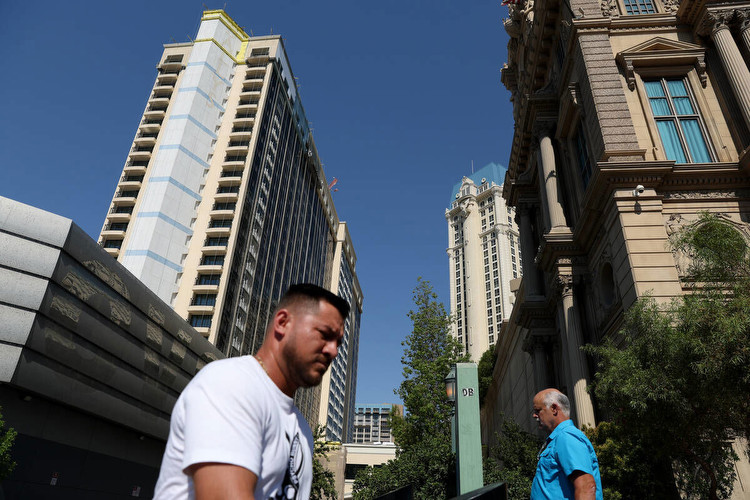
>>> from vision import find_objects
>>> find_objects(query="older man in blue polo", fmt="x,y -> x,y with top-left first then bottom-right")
530,389 -> 603,500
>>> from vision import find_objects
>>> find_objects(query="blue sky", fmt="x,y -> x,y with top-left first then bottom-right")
0,1 -> 512,405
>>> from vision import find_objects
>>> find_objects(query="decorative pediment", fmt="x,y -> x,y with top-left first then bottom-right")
616,37 -> 707,90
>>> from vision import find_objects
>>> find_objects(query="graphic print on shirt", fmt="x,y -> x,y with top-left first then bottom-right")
272,431 -> 304,499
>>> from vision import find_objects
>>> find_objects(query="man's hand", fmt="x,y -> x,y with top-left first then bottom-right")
188,463 -> 258,500
570,470 -> 596,500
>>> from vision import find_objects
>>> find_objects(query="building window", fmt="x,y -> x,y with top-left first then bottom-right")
213,202 -> 236,211
209,219 -> 232,228
108,222 -> 128,231
206,237 -> 229,246
645,78 -> 712,164
575,124 -> 592,189
103,239 -> 122,249
192,294 -> 217,306
201,255 -> 225,266
198,274 -> 221,285
623,0 -> 656,15
190,314 -> 212,328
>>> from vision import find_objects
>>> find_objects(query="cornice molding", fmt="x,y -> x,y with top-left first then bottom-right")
616,36 -> 707,90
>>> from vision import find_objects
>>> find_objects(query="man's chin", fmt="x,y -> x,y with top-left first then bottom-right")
300,371 -> 324,388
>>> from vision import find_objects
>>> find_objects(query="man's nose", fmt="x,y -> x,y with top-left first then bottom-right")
323,340 -> 338,359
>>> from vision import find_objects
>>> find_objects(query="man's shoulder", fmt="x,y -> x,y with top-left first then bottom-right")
186,356 -> 261,394
554,421 -> 593,449
197,355 -> 257,377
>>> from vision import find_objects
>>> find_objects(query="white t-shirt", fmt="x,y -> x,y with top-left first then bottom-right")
153,356 -> 314,499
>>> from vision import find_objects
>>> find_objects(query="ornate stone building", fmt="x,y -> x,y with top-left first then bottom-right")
482,0 -> 750,493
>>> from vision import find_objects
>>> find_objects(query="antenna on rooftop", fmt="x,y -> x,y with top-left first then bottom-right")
471,160 -> 475,174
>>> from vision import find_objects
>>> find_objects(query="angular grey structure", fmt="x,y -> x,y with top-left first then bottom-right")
0,197 -> 223,499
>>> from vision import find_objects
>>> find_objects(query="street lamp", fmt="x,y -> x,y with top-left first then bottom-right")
445,366 -> 457,405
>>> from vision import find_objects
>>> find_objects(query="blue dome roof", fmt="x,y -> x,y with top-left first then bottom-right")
449,162 -> 507,205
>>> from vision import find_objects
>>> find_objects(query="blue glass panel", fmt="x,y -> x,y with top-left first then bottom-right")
656,120 -> 687,163
649,98 -> 671,116
681,119 -> 711,162
672,97 -> 694,115
644,81 -> 665,97
666,79 -> 688,97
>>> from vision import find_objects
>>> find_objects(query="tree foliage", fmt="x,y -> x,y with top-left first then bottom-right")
585,213 -> 750,500
477,347 -> 496,408
353,278 -> 467,500
0,407 -> 15,481
482,416 -> 541,500
583,421 -> 679,500
310,425 -> 339,500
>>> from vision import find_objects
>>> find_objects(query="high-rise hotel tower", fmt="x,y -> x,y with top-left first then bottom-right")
97,10 -> 362,442
446,163 -> 522,361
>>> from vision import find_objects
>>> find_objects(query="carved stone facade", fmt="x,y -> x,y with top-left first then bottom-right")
482,0 -> 750,495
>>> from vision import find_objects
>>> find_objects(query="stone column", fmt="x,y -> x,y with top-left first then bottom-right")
703,10 -> 750,131
534,124 -> 567,230
557,276 -> 596,427
524,335 -> 551,391
517,206 -> 541,296
738,9 -> 750,60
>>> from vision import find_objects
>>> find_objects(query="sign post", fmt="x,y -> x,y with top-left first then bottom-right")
446,363 -> 483,494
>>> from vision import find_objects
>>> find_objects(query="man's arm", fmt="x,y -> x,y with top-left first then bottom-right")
569,470 -> 596,500
189,463 -> 258,500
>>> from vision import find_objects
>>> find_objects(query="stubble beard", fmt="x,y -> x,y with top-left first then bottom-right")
283,339 -> 327,389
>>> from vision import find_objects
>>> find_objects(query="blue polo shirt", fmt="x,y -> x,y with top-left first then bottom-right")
530,420 -> 603,500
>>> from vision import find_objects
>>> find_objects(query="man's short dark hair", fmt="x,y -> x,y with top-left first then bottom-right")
276,283 -> 350,321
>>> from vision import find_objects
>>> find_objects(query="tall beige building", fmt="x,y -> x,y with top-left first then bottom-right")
481,0 -> 750,495
446,163 -> 523,361
97,10 -> 362,442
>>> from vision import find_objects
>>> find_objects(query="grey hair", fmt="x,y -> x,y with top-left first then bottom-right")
543,390 -> 571,417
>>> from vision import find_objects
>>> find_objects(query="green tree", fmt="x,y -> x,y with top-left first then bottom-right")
583,421 -> 678,500
353,278 -> 467,500
585,213 -> 750,500
477,347 -> 496,408
310,425 -> 339,500
0,407 -> 16,481
482,416 -> 541,500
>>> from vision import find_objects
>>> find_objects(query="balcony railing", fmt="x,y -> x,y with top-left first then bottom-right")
104,223 -> 129,231
224,156 -> 246,163
221,170 -> 243,178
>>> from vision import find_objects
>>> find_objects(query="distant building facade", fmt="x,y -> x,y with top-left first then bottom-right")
446,163 -> 523,361
351,403 -> 402,444
96,10 -> 362,442
482,0 -> 750,495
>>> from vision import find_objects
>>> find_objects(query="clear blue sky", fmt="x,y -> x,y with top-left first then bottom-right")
0,1 -> 512,405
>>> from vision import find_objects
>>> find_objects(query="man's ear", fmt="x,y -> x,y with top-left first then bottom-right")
550,403 -> 559,416
273,309 -> 292,338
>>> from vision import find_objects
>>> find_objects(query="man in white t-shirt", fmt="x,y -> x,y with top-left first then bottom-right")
154,283 -> 349,500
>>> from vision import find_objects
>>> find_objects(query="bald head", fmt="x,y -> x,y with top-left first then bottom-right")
532,389 -> 571,433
